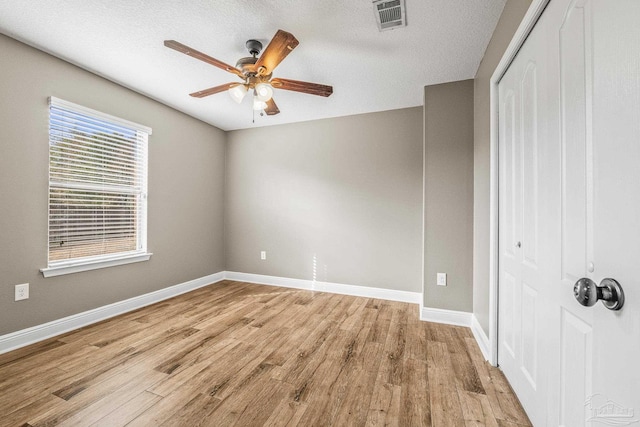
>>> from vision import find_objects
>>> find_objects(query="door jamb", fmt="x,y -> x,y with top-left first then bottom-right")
488,0 -> 551,366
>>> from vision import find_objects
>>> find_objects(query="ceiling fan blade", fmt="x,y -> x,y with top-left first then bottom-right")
270,78 -> 333,97
264,98 -> 280,115
254,30 -> 299,76
189,83 -> 242,98
164,40 -> 244,78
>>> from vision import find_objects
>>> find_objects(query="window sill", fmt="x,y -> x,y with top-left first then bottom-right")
40,253 -> 152,278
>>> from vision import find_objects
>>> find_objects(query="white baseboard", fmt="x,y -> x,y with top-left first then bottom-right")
2,270 -> 491,360
471,314 -> 491,362
420,306 -> 472,327
0,272 -> 225,355
224,271 -> 422,304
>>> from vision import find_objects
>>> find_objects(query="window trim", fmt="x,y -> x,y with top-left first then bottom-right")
40,252 -> 152,278
41,97 -> 152,277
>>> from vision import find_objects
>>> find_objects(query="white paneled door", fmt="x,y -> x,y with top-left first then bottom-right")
498,0 -> 640,425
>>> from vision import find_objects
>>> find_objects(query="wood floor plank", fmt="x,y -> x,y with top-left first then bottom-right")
126,389 -> 215,426
0,365 -> 73,414
230,378 -> 294,427
158,393 -> 223,427
262,397 -> 308,427
451,352 -> 486,395
324,307 -> 380,426
365,381 -> 400,426
28,364 -> 165,426
265,314 -> 337,370
331,366 -> 378,426
0,339 -> 66,368
288,328 -> 363,424
51,327 -> 197,401
149,340 -> 254,400
0,281 -> 531,427
0,340 -> 94,392
458,390 -> 499,427
89,391 -> 161,427
405,308 -> 428,361
429,364 -> 466,426
203,367 -> 282,426
379,307 -> 407,386
274,318 -> 337,384
486,369 -> 531,425
0,393 -> 67,427
385,383 -> 403,427
55,369 -> 166,427
399,357 -> 431,426
366,302 -> 393,344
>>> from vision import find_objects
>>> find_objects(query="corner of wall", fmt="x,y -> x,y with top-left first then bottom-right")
222,129 -> 231,272
423,79 -> 475,314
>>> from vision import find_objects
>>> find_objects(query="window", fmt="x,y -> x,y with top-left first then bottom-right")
41,97 -> 152,277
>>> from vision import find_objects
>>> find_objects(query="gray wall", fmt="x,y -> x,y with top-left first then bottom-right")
423,80 -> 475,312
473,0 -> 532,334
225,108 -> 423,293
0,0 -> 531,338
0,34 -> 226,335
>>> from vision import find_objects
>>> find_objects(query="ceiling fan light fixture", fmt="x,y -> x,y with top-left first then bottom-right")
253,97 -> 268,111
228,84 -> 248,104
254,83 -> 273,102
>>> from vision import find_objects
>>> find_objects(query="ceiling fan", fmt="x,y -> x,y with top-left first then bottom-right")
164,30 -> 333,116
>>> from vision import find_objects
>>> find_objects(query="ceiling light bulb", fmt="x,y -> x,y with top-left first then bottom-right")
253,98 -> 268,111
254,83 -> 273,102
228,84 -> 248,104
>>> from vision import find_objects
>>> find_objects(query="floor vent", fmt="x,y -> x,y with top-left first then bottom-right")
373,0 -> 407,31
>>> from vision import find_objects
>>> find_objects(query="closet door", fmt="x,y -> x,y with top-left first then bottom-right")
497,8 -> 552,425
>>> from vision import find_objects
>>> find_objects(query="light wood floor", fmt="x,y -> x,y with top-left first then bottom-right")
0,281 -> 531,426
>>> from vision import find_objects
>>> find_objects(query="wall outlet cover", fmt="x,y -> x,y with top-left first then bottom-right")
15,283 -> 29,301
436,273 -> 447,286
260,251 -> 267,260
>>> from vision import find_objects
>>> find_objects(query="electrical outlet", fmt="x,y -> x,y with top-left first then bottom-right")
15,283 -> 29,301
261,251 -> 267,260
436,273 -> 447,287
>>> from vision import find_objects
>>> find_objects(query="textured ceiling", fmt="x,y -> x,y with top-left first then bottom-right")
0,0 -> 506,131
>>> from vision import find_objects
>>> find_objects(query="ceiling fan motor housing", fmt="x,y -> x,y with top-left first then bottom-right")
236,56 -> 258,74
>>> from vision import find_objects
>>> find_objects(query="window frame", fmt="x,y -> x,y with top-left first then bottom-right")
41,97 -> 152,278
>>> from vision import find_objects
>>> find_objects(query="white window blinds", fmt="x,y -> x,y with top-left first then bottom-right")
47,97 -> 151,268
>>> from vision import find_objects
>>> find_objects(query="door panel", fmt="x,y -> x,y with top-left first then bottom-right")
502,89 -> 517,262
503,271 -> 516,358
521,62 -> 539,269
559,0 -> 591,286
559,308 -> 592,427
520,282 -> 538,388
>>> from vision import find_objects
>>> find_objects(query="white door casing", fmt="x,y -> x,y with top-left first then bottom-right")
497,0 -> 640,425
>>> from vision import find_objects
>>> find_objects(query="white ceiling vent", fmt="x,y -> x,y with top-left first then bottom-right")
373,0 -> 407,32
